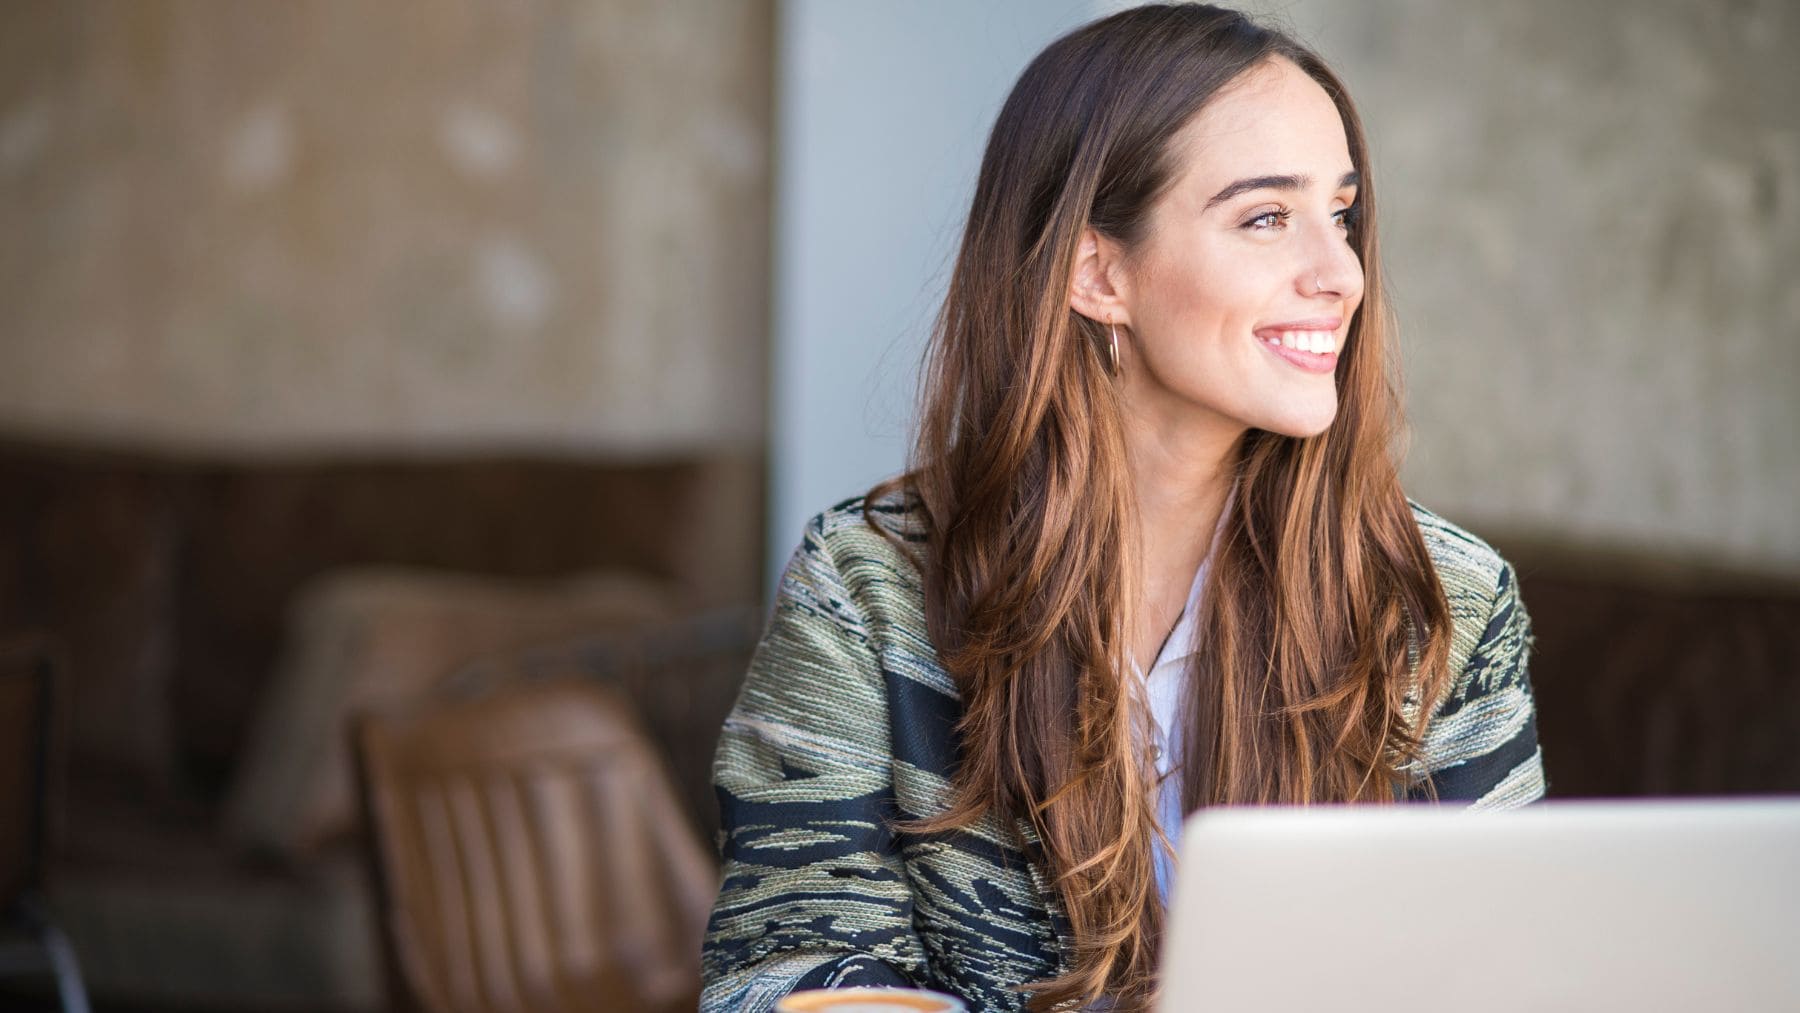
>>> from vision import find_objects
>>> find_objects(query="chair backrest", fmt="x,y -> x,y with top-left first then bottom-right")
353,679 -> 717,1013
0,637 -> 54,908
439,605 -> 762,842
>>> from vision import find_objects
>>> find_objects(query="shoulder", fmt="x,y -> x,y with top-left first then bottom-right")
1407,498 -> 1531,696
1406,501 -> 1543,805
1408,497 -> 1537,722
723,492 -> 928,781
790,486 -> 928,591
807,486 -> 928,548
778,485 -> 931,639
1408,497 -> 1514,609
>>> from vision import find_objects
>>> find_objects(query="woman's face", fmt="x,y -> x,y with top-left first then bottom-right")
1114,57 -> 1364,444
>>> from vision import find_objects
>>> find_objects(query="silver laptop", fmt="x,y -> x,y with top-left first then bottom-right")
1157,798 -> 1800,1013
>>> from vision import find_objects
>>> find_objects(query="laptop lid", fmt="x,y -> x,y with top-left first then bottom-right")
1156,799 -> 1800,1013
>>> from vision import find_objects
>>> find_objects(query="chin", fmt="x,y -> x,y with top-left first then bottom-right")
1261,400 -> 1339,440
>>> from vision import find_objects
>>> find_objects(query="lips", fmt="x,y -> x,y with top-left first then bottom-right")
1260,339 -> 1338,374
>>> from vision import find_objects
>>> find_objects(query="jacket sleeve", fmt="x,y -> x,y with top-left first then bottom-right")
1417,561 -> 1548,808
700,516 -> 930,1011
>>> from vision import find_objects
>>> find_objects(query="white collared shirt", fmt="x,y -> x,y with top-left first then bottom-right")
1132,476 -> 1237,906
1131,552 -> 1211,904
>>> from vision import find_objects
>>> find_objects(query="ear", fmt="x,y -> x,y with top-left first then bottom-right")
1067,226 -> 1132,327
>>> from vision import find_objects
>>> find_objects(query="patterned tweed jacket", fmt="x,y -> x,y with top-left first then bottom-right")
701,492 -> 1544,1012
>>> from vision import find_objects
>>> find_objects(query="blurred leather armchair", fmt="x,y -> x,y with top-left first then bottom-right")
352,677 -> 716,1013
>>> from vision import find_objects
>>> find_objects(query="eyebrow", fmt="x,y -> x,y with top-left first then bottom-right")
1203,170 -> 1360,210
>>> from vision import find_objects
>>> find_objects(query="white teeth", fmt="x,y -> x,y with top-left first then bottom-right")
1270,330 -> 1334,354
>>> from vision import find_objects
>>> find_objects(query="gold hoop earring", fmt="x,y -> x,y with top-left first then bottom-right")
1108,320 -> 1121,377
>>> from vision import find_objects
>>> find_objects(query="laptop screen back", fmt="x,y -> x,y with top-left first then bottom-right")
1156,799 -> 1800,1013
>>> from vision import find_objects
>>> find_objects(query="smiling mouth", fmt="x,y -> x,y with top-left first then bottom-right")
1257,329 -> 1339,374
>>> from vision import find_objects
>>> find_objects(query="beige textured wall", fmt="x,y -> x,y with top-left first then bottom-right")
0,0 -> 770,456
1233,0 -> 1799,575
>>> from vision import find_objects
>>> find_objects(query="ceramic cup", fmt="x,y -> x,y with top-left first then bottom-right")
773,986 -> 968,1013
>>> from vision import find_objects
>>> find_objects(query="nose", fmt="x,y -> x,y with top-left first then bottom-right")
1298,223 -> 1364,303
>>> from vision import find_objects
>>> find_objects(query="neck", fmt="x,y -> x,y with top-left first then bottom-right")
1121,406 -> 1241,569
1117,402 -> 1243,667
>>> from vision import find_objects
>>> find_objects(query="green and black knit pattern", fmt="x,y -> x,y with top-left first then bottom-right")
701,492 -> 1543,1011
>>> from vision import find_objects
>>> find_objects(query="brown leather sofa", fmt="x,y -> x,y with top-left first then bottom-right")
1498,538 -> 1800,798
0,439 -> 760,1011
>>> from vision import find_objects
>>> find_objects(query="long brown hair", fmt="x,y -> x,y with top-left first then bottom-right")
867,5 -> 1454,1008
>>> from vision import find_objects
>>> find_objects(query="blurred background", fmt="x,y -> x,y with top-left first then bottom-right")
0,1 -> 1794,1011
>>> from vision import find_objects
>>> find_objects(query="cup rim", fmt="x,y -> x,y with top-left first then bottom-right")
773,985 -> 965,1012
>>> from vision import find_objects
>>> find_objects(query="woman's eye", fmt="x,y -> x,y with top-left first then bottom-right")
1240,206 -> 1359,233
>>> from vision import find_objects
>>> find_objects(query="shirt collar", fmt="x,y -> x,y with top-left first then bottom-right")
1151,554 -> 1212,669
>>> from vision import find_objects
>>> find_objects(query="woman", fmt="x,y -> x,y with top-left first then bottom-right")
702,5 -> 1544,1011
